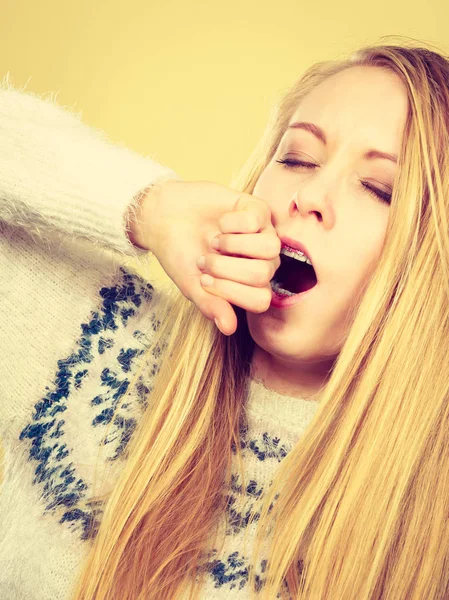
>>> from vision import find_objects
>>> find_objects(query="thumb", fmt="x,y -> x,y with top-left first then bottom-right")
197,292 -> 238,336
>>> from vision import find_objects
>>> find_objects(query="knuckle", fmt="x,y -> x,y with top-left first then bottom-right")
208,254 -> 217,270
261,234 -> 280,257
218,234 -> 226,250
266,261 -> 274,280
260,263 -> 272,285
218,213 -> 230,231
271,237 -> 281,256
253,270 -> 266,287
264,289 -> 273,309
252,264 -> 270,287
217,214 -> 225,230
256,289 -> 272,312
272,256 -> 281,275
247,212 -> 259,231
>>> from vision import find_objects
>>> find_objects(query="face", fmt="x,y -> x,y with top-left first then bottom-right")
248,65 -> 408,400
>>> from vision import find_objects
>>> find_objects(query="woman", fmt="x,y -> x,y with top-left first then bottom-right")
0,40 -> 448,599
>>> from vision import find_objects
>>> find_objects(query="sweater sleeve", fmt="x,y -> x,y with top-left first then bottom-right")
0,75 -> 181,258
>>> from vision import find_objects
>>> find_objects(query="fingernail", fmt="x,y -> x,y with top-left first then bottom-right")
211,237 -> 220,250
214,318 -> 223,333
196,255 -> 206,269
200,273 -> 214,286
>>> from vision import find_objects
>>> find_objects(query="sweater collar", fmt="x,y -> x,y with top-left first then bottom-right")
244,376 -> 320,437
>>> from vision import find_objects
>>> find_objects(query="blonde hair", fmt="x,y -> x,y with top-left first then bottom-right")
71,37 -> 449,599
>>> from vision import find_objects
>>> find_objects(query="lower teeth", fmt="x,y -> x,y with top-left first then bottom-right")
270,279 -> 297,297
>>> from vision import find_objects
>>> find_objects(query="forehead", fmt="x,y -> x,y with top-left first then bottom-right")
288,66 -> 408,152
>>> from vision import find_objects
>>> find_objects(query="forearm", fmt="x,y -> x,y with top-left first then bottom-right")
0,79 -> 179,257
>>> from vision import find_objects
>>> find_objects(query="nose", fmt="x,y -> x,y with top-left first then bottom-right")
290,178 -> 336,229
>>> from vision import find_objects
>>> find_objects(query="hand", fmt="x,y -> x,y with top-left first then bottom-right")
129,180 -> 281,335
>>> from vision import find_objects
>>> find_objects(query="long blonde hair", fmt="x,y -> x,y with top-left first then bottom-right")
71,38 -> 449,599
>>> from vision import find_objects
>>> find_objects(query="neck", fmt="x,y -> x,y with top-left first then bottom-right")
250,345 -> 335,402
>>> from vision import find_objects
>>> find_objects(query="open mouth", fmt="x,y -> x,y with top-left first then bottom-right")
270,253 -> 318,297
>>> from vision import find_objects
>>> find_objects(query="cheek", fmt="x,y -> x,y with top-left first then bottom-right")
327,244 -> 380,307
252,170 -> 272,198
253,164 -> 289,199
344,220 -> 388,287
340,241 -> 385,305
362,226 -> 389,281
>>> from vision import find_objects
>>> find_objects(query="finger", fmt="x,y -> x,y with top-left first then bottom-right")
199,274 -> 272,314
213,232 -> 281,260
218,208 -> 263,235
192,288 -> 238,336
226,195 -> 274,233
199,253 -> 280,287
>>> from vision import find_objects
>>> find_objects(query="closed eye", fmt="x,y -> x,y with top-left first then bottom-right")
276,158 -> 316,170
275,158 -> 392,205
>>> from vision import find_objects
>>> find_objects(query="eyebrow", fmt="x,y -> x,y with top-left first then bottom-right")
287,121 -> 398,164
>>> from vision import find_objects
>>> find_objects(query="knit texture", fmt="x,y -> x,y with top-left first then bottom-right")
0,81 -> 319,599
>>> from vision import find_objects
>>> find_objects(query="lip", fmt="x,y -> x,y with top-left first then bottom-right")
279,235 -> 313,264
270,282 -> 318,309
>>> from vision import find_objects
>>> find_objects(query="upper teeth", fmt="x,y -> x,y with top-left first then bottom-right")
281,247 -> 313,266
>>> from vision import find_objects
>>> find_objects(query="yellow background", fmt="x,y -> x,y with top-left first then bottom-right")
1,0 -> 447,186
0,0 -> 447,281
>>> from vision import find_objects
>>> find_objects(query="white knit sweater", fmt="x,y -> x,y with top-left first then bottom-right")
0,79 -> 319,600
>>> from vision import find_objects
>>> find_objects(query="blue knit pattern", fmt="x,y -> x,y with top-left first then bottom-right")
193,425 -> 293,596
18,267 -> 161,541
17,266 -> 296,596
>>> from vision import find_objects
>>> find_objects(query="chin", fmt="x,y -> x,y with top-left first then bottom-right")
246,311 -> 299,351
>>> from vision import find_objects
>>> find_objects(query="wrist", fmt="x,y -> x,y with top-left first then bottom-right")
126,186 -> 151,250
126,182 -> 165,251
